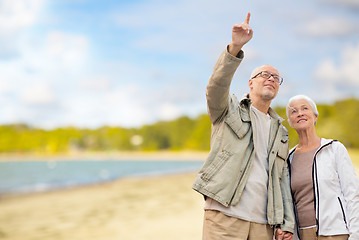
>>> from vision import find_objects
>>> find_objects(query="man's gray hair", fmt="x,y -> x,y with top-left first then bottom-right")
286,94 -> 319,127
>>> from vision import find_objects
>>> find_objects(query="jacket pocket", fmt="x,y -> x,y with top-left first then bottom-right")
201,149 -> 232,181
275,133 -> 289,180
338,197 -> 348,227
277,130 -> 289,160
224,112 -> 250,139
277,145 -> 288,160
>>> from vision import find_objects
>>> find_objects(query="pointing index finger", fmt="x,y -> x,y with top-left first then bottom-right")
244,12 -> 250,24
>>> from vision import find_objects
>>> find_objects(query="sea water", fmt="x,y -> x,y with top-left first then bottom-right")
0,160 -> 204,195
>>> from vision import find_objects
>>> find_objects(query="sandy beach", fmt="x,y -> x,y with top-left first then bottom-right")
1,149 -> 358,240
0,172 -> 204,240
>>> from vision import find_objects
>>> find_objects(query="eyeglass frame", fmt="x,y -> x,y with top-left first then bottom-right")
251,71 -> 284,85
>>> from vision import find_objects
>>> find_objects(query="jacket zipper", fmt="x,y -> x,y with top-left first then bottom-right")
312,140 -> 335,236
337,197 -> 348,228
312,153 -> 319,236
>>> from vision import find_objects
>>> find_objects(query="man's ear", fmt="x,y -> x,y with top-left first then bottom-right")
249,78 -> 253,90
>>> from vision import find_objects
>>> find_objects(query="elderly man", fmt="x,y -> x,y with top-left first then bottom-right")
192,13 -> 294,240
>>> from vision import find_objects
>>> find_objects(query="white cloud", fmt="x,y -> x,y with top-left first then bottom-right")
0,0 -> 358,129
314,42 -> 359,88
0,0 -> 46,59
314,59 -> 341,83
0,0 -> 45,34
20,83 -> 56,106
299,17 -> 357,37
0,79 -> 11,93
8,30 -> 91,88
319,0 -> 359,8
157,102 -> 182,121
45,31 -> 89,65
80,77 -> 111,91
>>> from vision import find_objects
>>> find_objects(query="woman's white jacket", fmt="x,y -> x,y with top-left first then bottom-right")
288,138 -> 359,240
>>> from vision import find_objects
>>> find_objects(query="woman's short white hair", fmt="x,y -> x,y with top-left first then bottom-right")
286,95 -> 319,127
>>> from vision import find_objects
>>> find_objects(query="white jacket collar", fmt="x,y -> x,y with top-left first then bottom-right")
288,138 -> 334,162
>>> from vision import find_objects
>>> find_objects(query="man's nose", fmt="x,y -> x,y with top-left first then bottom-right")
267,75 -> 275,82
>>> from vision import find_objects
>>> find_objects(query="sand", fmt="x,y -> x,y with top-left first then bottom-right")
0,173 -> 204,240
1,153 -> 358,240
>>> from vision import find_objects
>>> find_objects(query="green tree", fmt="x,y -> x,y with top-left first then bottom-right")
0,98 -> 357,154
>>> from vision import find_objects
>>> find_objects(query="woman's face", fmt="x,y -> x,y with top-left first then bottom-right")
288,99 -> 318,131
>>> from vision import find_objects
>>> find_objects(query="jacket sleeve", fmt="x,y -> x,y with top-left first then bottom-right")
206,48 -> 244,124
335,142 -> 359,240
280,161 -> 295,233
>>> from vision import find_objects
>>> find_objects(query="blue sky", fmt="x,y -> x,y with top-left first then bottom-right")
0,0 -> 358,129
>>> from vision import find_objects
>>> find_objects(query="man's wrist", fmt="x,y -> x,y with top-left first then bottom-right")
228,43 -> 243,57
227,45 -> 244,58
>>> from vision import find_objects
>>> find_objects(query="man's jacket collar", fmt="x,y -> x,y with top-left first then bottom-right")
239,93 -> 284,123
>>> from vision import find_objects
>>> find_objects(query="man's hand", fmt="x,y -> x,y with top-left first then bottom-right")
228,12 -> 253,56
275,228 -> 293,240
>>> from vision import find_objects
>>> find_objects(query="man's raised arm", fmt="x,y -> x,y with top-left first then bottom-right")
228,12 -> 253,56
206,13 -> 253,123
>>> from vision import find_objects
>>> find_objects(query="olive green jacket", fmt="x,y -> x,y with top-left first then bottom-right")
192,49 -> 295,232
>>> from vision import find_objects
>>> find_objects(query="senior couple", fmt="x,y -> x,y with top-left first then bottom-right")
192,13 -> 359,240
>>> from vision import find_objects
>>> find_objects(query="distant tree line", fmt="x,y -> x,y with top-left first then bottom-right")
275,98 -> 359,149
0,98 -> 358,154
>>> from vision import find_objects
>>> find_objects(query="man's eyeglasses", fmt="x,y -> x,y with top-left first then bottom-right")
251,71 -> 283,85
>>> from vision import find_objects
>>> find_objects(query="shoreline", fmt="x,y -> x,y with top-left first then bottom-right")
1,148 -> 357,162
0,167 -> 203,199
0,150 -> 208,162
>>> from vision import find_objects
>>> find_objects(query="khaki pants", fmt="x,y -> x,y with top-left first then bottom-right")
202,210 -> 273,240
299,227 -> 348,240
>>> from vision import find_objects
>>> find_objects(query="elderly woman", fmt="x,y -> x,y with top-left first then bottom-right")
286,95 -> 359,240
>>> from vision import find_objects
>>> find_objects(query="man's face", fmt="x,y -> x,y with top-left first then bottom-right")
249,65 -> 280,101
